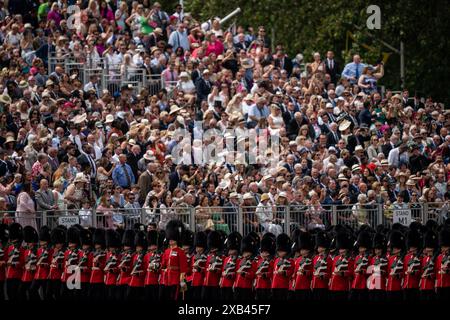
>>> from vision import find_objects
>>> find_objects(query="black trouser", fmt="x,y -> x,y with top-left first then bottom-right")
17,281 -> 31,300
255,288 -> 271,301
201,286 -> 220,301
145,285 -> 159,301
29,279 -> 47,300
46,280 -> 61,301
89,283 -> 105,300
330,290 -> 349,301
158,285 -> 166,300
234,287 -> 253,300
190,286 -> 203,300
272,288 -> 288,300
386,291 -> 403,302
312,288 -> 328,301
164,285 -> 179,300
0,281 -> 4,301
75,282 -> 90,301
419,290 -> 435,301
349,289 -> 368,301
403,288 -> 419,301
437,287 -> 450,301
221,287 -> 234,301
6,279 -> 21,301
369,289 -> 385,302
105,285 -> 117,301
291,289 -> 312,301
115,285 -> 128,301
126,286 -> 145,301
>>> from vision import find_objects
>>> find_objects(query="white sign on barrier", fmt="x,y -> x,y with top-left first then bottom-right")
58,216 -> 80,227
393,209 -> 411,226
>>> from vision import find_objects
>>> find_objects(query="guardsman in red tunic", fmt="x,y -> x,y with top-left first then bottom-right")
367,231 -> 388,302
18,226 -> 38,300
181,229 -> 194,300
46,227 -> 66,301
350,229 -> 372,301
220,231 -> 241,300
126,230 -> 147,300
288,229 -> 301,300
189,231 -> 207,300
419,230 -> 438,300
5,223 -> 25,301
403,228 -> 423,301
272,233 -> 294,300
386,230 -> 406,302
144,230 -> 162,301
29,226 -> 52,300
89,229 -> 106,300
0,224 -> 8,301
104,229 -> 122,301
201,230 -> 224,301
77,228 -> 93,300
291,231 -> 314,301
61,226 -> 80,300
234,234 -> 258,300
329,230 -> 354,301
311,231 -> 332,301
436,226 -> 450,301
255,233 -> 275,300
116,229 -> 135,300
161,220 -> 189,300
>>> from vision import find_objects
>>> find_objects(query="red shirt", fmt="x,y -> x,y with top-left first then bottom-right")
403,252 -> 422,289
35,247 -> 52,280
162,246 -> 188,286
367,255 -> 388,291
420,255 -> 436,290
90,249 -> 106,284
351,254 -> 371,289
255,257 -> 274,289
117,250 -> 133,286
21,247 -> 37,282
129,252 -> 146,287
291,256 -> 313,291
220,255 -> 239,288
234,257 -> 257,289
272,257 -> 294,289
329,255 -> 354,291
5,244 -> 25,279
78,249 -> 93,283
436,252 -> 450,288
311,253 -> 332,289
387,254 -> 404,291
104,251 -> 121,286
62,248 -> 79,283
48,249 -> 65,281
203,252 -> 224,287
190,252 -> 207,287
144,251 -> 162,286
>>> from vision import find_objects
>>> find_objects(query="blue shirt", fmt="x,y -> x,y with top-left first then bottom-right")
112,163 -> 136,188
342,62 -> 366,83
247,104 -> 270,123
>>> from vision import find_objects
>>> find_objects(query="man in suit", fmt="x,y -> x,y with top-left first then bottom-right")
77,144 -> 97,181
223,192 -> 240,230
282,102 -> 298,125
168,165 -> 189,192
287,112 -> 308,140
35,179 -> 56,212
137,163 -> 155,206
234,33 -> 250,51
151,2 -> 169,31
326,123 -> 341,147
324,51 -> 339,84
381,135 -> 399,158
195,69 -> 212,105
274,48 -> 293,76
126,144 -> 142,180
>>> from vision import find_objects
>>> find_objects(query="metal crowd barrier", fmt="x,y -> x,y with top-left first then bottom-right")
2,202 -> 448,234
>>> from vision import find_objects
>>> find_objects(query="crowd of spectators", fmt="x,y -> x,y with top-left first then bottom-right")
0,1 -> 449,235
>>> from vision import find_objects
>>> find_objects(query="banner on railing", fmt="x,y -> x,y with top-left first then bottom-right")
58,216 -> 80,227
393,209 -> 411,226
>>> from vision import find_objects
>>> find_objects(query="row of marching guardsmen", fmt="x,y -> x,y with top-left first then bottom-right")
1,219 -> 450,302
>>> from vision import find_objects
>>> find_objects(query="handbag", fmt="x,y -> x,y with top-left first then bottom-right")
205,218 -> 215,230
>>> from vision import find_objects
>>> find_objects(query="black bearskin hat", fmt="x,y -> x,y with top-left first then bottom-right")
23,226 -> 38,243
134,231 -> 147,248
298,231 -> 313,251
406,229 -> 422,249
260,233 -> 276,255
336,231 -> 353,250
165,220 -> 185,244
225,231 -> 242,251
207,230 -> 222,251
241,234 -> 258,255
0,224 -> 8,243
122,229 -> 136,248
80,228 -> 93,246
356,231 -> 372,249
51,227 -> 66,245
389,230 -> 406,250
439,227 -> 450,247
247,231 -> 261,247
276,233 -> 292,253
39,226 -> 51,243
8,223 -> 22,242
158,230 -> 166,251
93,228 -> 106,248
106,229 -> 121,248
423,230 -> 438,249
315,231 -> 330,249
194,231 -> 207,248
291,228 -> 301,252
181,230 -> 195,248
67,226 -> 81,246
147,230 -> 159,247
373,232 -> 387,250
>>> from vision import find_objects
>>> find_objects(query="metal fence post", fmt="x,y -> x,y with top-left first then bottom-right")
237,207 -> 243,235
422,203 -> 428,223
42,211 -> 47,227
284,205 -> 291,234
140,207 -> 146,226
92,207 -> 97,228
189,207 -> 196,231
331,205 -> 337,226
377,203 -> 383,227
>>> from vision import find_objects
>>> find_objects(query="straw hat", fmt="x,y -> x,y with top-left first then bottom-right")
4,136 -> 16,144
169,105 -> 182,115
72,113 -> 87,124
143,150 -> 156,161
240,58 -> 255,69
73,173 -> 89,183
243,192 -> 254,200
105,114 -> 114,124
339,119 -> 352,132
18,80 -> 28,89
260,193 -> 270,201
0,94 -> 12,105
406,179 -> 416,186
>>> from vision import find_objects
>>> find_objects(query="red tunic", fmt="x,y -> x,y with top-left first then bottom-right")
272,257 -> 294,289
436,252 -> 450,288
61,248 -> 79,283
21,248 -> 37,282
90,250 -> 106,284
386,254 -> 404,291
220,256 -> 239,288
234,257 -> 257,289
419,255 -> 436,291
48,249 -> 65,281
161,246 -> 188,286
144,251 -> 162,286
78,249 -> 93,283
203,252 -> 224,287
403,252 -> 422,289
367,255 -> 388,291
117,250 -> 133,286
329,255 -> 354,291
255,257 -> 274,289
185,253 -> 193,283
35,247 -> 52,280
0,245 -> 5,281
104,252 -> 121,286
5,244 -> 24,279
190,253 -> 207,287
311,253 -> 332,289
129,252 -> 146,287
291,256 -> 313,291
351,254 -> 370,290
